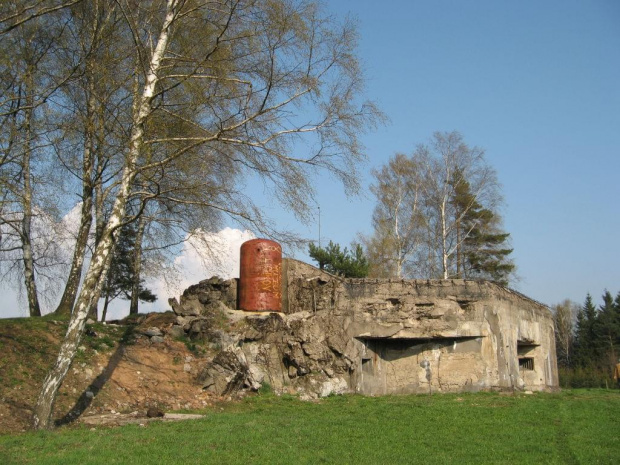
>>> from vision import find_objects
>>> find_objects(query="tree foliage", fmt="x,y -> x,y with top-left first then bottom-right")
309,240 -> 369,278
450,172 -> 514,285
365,132 -> 514,284
573,294 -> 600,368
4,0 -> 382,429
0,4 -> 69,316
364,153 -> 424,278
560,291 -> 620,387
552,299 -> 578,369
100,221 -> 157,322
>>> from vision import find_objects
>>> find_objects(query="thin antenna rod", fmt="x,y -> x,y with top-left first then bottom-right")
318,205 -> 321,248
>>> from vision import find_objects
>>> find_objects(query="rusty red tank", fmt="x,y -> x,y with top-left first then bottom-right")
238,239 -> 282,312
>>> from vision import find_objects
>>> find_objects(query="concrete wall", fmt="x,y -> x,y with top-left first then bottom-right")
281,259 -> 558,394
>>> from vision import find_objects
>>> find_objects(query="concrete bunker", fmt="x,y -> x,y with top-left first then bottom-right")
170,247 -> 559,398
278,258 -> 558,395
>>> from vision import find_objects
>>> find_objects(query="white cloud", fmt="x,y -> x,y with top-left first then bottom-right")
0,204 -> 79,318
149,227 -> 255,300
106,227 -> 255,320
0,225 -> 256,320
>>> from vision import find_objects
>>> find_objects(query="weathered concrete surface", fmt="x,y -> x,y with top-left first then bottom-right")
169,260 -> 558,399
280,259 -> 558,395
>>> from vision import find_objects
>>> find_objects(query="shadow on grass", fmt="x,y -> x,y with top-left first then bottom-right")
55,325 -> 135,426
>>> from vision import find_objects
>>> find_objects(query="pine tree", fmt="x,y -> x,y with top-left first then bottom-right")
573,294 -> 598,368
309,241 -> 369,278
450,173 -> 514,285
100,223 -> 156,321
594,290 -> 620,373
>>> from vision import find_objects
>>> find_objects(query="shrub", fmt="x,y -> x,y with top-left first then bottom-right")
559,366 -> 616,389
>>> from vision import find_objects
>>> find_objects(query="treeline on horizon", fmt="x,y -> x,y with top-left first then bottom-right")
553,290 -> 620,388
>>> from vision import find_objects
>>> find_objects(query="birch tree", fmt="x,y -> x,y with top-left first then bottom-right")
33,0 -> 381,428
34,0 -> 181,428
0,0 -> 85,36
364,153 -> 425,278
0,6 -> 70,316
366,132 -> 509,282
553,299 -> 578,368
416,132 -> 502,279
52,0 -> 131,316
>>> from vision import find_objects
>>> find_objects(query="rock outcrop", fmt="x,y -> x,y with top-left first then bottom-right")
168,277 -> 356,399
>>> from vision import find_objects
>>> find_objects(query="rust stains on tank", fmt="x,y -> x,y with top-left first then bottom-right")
238,239 -> 282,312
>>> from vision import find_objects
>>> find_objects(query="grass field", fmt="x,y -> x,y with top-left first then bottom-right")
1,389 -> 618,464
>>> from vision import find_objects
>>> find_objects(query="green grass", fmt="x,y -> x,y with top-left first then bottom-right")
1,390 -> 618,464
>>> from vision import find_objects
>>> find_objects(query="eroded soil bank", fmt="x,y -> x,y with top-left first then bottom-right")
0,314 -> 220,433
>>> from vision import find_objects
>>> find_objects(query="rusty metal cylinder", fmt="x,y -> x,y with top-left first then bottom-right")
238,239 -> 282,312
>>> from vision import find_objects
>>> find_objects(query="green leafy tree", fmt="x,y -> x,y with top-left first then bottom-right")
364,153 -> 425,278
309,241 -> 369,278
366,132 -> 511,283
30,0 -> 382,429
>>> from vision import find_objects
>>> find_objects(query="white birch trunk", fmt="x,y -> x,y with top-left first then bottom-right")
33,0 -> 180,429
91,227 -> 118,320
440,200 -> 448,280
394,187 -> 402,279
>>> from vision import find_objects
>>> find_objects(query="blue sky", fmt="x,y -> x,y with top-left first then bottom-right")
269,0 -> 620,307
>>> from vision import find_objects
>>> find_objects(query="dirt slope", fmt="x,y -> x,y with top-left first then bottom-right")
0,313 -> 218,434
